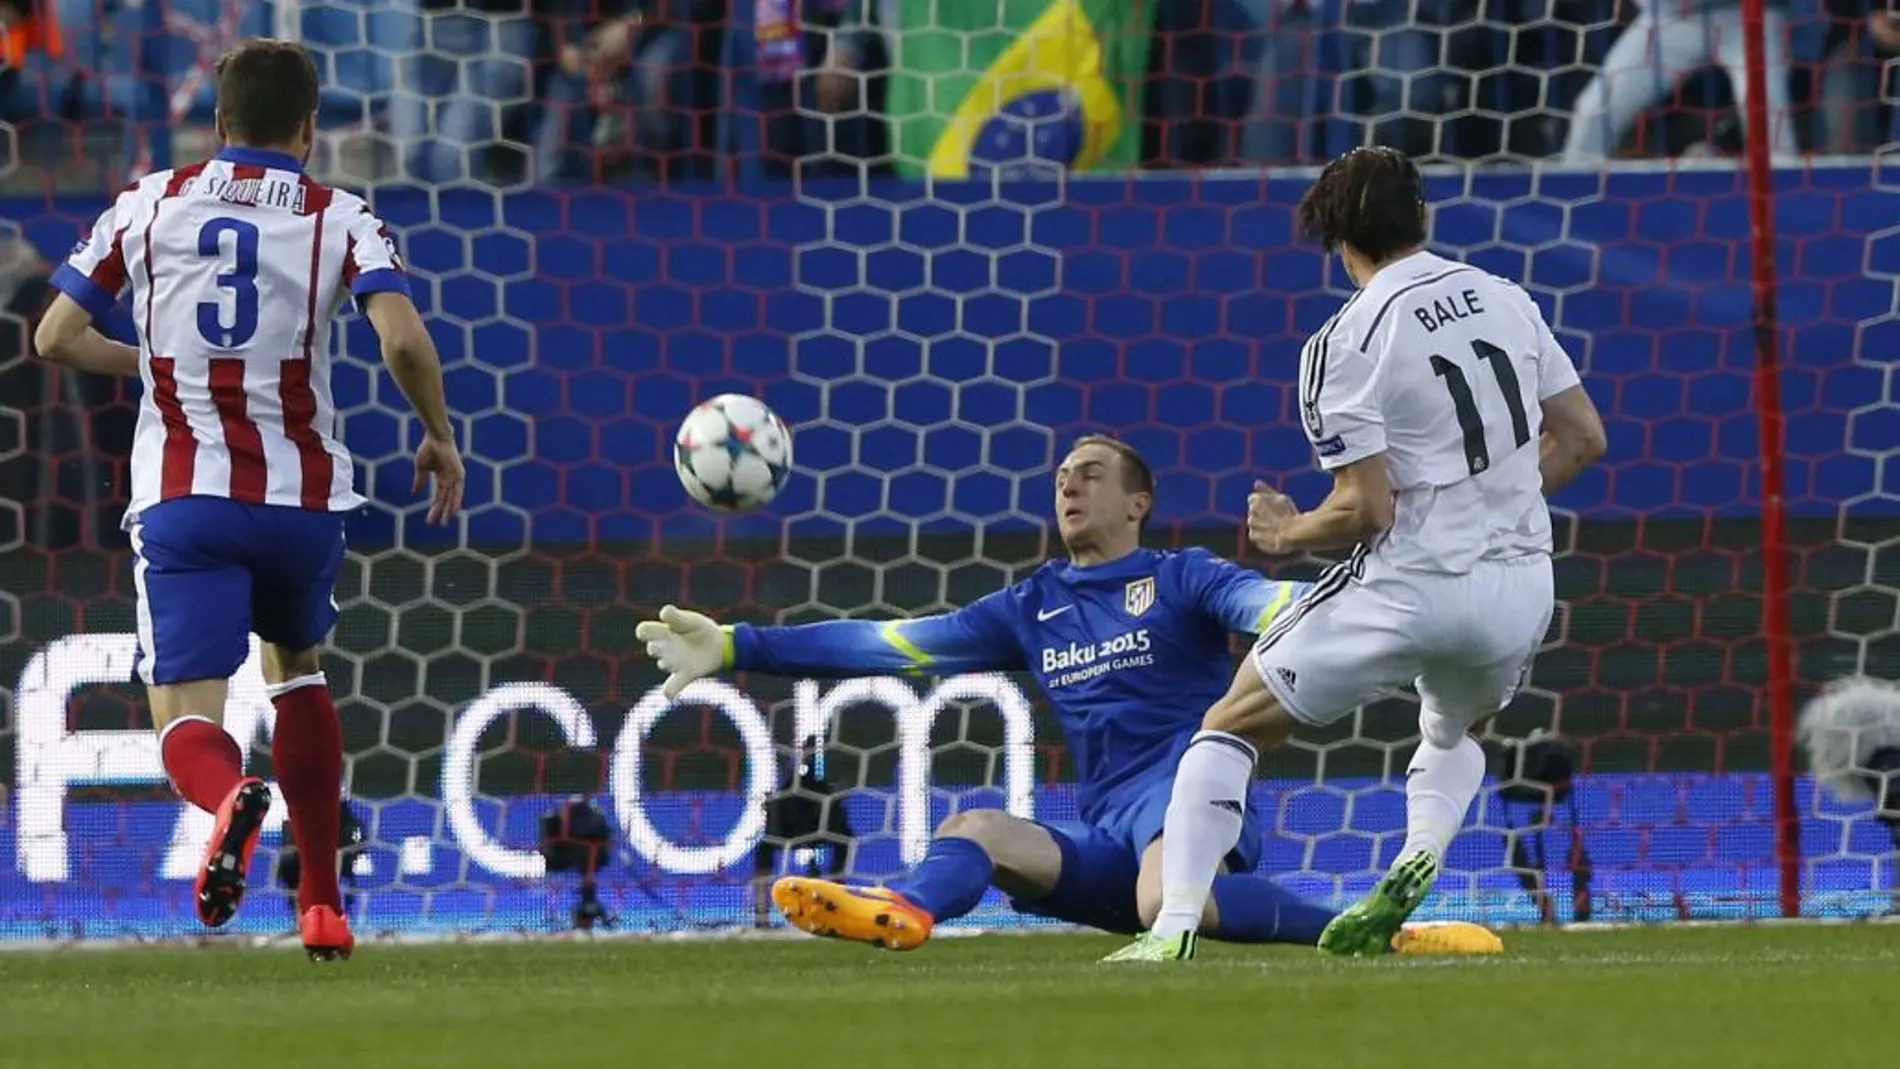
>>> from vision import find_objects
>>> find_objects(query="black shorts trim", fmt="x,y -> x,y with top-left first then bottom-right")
1253,544 -> 1368,655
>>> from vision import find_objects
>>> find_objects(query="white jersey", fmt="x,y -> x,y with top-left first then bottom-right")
1299,250 -> 1582,574
51,147 -> 410,527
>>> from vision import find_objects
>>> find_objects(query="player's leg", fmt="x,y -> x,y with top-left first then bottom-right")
1135,833 -> 1502,954
897,808 -> 1062,915
249,507 -> 351,960
1319,559 -> 1555,956
1101,660 -> 1302,960
1129,784 -> 1336,946
1310,692 -> 1493,957
1082,769 -> 1289,943
1108,565 -> 1423,962
1141,848 -> 1327,946
1561,13 -> 1707,163
774,808 -> 1065,950
132,503 -> 272,929
1141,659 -> 1292,948
259,641 -> 340,916
1000,814 -> 1153,936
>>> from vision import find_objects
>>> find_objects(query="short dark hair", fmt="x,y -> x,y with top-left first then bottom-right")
1069,434 -> 1155,497
1296,147 -> 1427,263
215,39 -> 320,147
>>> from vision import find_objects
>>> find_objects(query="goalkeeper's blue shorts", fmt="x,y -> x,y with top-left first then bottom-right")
1009,775 -> 1263,935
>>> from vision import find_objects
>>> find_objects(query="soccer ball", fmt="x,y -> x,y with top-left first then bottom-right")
673,394 -> 793,511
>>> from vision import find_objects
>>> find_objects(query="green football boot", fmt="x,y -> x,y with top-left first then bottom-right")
1100,930 -> 1198,964
1318,850 -> 1441,957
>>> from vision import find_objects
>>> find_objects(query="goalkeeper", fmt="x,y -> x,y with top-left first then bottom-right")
636,436 -> 1498,955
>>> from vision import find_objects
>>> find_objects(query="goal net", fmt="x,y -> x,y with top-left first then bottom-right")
0,0 -> 1896,942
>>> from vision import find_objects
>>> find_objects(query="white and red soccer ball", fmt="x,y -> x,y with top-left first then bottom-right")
673,394 -> 794,512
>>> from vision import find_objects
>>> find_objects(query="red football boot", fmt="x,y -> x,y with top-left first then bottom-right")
300,905 -> 355,962
194,778 -> 271,928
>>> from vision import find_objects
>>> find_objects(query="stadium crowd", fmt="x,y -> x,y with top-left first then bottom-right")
0,0 -> 1895,190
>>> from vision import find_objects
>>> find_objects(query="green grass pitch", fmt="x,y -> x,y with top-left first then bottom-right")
0,924 -> 1893,1069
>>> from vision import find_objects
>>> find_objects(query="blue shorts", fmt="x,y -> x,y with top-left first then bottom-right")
1012,777 -> 1264,935
129,497 -> 346,685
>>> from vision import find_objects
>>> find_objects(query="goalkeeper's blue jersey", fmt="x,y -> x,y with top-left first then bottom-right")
729,547 -> 1309,822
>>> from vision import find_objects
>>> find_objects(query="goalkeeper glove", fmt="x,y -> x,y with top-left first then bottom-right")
635,605 -> 728,700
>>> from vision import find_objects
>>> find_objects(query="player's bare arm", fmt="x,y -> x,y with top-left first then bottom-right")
32,293 -> 140,377
1246,457 -> 1395,555
1538,383 -> 1608,494
364,290 -> 464,524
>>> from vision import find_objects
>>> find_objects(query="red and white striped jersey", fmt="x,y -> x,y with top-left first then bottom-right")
51,146 -> 412,526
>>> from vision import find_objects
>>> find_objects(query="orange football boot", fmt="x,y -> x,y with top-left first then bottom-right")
772,876 -> 935,951
195,778 -> 272,928
1390,920 -> 1506,955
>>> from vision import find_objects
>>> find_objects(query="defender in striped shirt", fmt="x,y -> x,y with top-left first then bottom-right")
34,39 -> 464,961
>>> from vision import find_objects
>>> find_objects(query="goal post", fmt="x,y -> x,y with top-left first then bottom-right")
1737,0 -> 1800,920
0,0 -> 1895,941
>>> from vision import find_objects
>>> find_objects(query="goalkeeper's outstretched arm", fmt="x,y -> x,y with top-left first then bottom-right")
1178,547 -> 1311,635
635,594 -> 1024,699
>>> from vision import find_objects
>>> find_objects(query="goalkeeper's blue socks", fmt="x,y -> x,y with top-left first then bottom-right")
886,837 -> 995,920
1209,874 -> 1337,945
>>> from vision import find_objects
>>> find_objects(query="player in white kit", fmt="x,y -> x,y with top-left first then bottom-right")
1105,147 -> 1608,963
33,40 -> 463,960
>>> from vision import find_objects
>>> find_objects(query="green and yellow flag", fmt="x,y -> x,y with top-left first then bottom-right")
885,0 -> 1155,179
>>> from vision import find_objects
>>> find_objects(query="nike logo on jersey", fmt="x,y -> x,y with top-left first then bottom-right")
1211,799 -> 1244,816
1037,605 -> 1073,621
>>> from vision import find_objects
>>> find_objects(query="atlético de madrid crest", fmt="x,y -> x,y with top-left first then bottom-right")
1124,577 -> 1156,617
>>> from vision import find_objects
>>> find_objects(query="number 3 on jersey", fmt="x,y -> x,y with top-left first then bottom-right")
197,217 -> 260,349
1431,338 -> 1532,476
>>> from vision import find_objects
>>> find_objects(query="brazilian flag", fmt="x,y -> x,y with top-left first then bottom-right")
886,0 -> 1155,178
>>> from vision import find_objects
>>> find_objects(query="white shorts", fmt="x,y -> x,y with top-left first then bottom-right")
1252,550 -> 1555,731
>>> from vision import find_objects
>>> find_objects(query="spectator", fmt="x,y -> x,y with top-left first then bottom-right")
1796,0 -> 1900,151
719,0 -> 886,179
1236,0 -> 1505,163
1145,0 -> 1230,166
758,0 -> 881,176
1337,0 -> 1492,160
551,0 -> 725,183
388,0 -> 540,184
532,0 -> 643,182
1859,2 -> 1900,142
1560,0 -> 1799,162
0,0 -> 71,125
1236,0 -> 1326,164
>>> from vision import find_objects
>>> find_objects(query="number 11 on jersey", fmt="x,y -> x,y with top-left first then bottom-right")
1431,338 -> 1532,476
